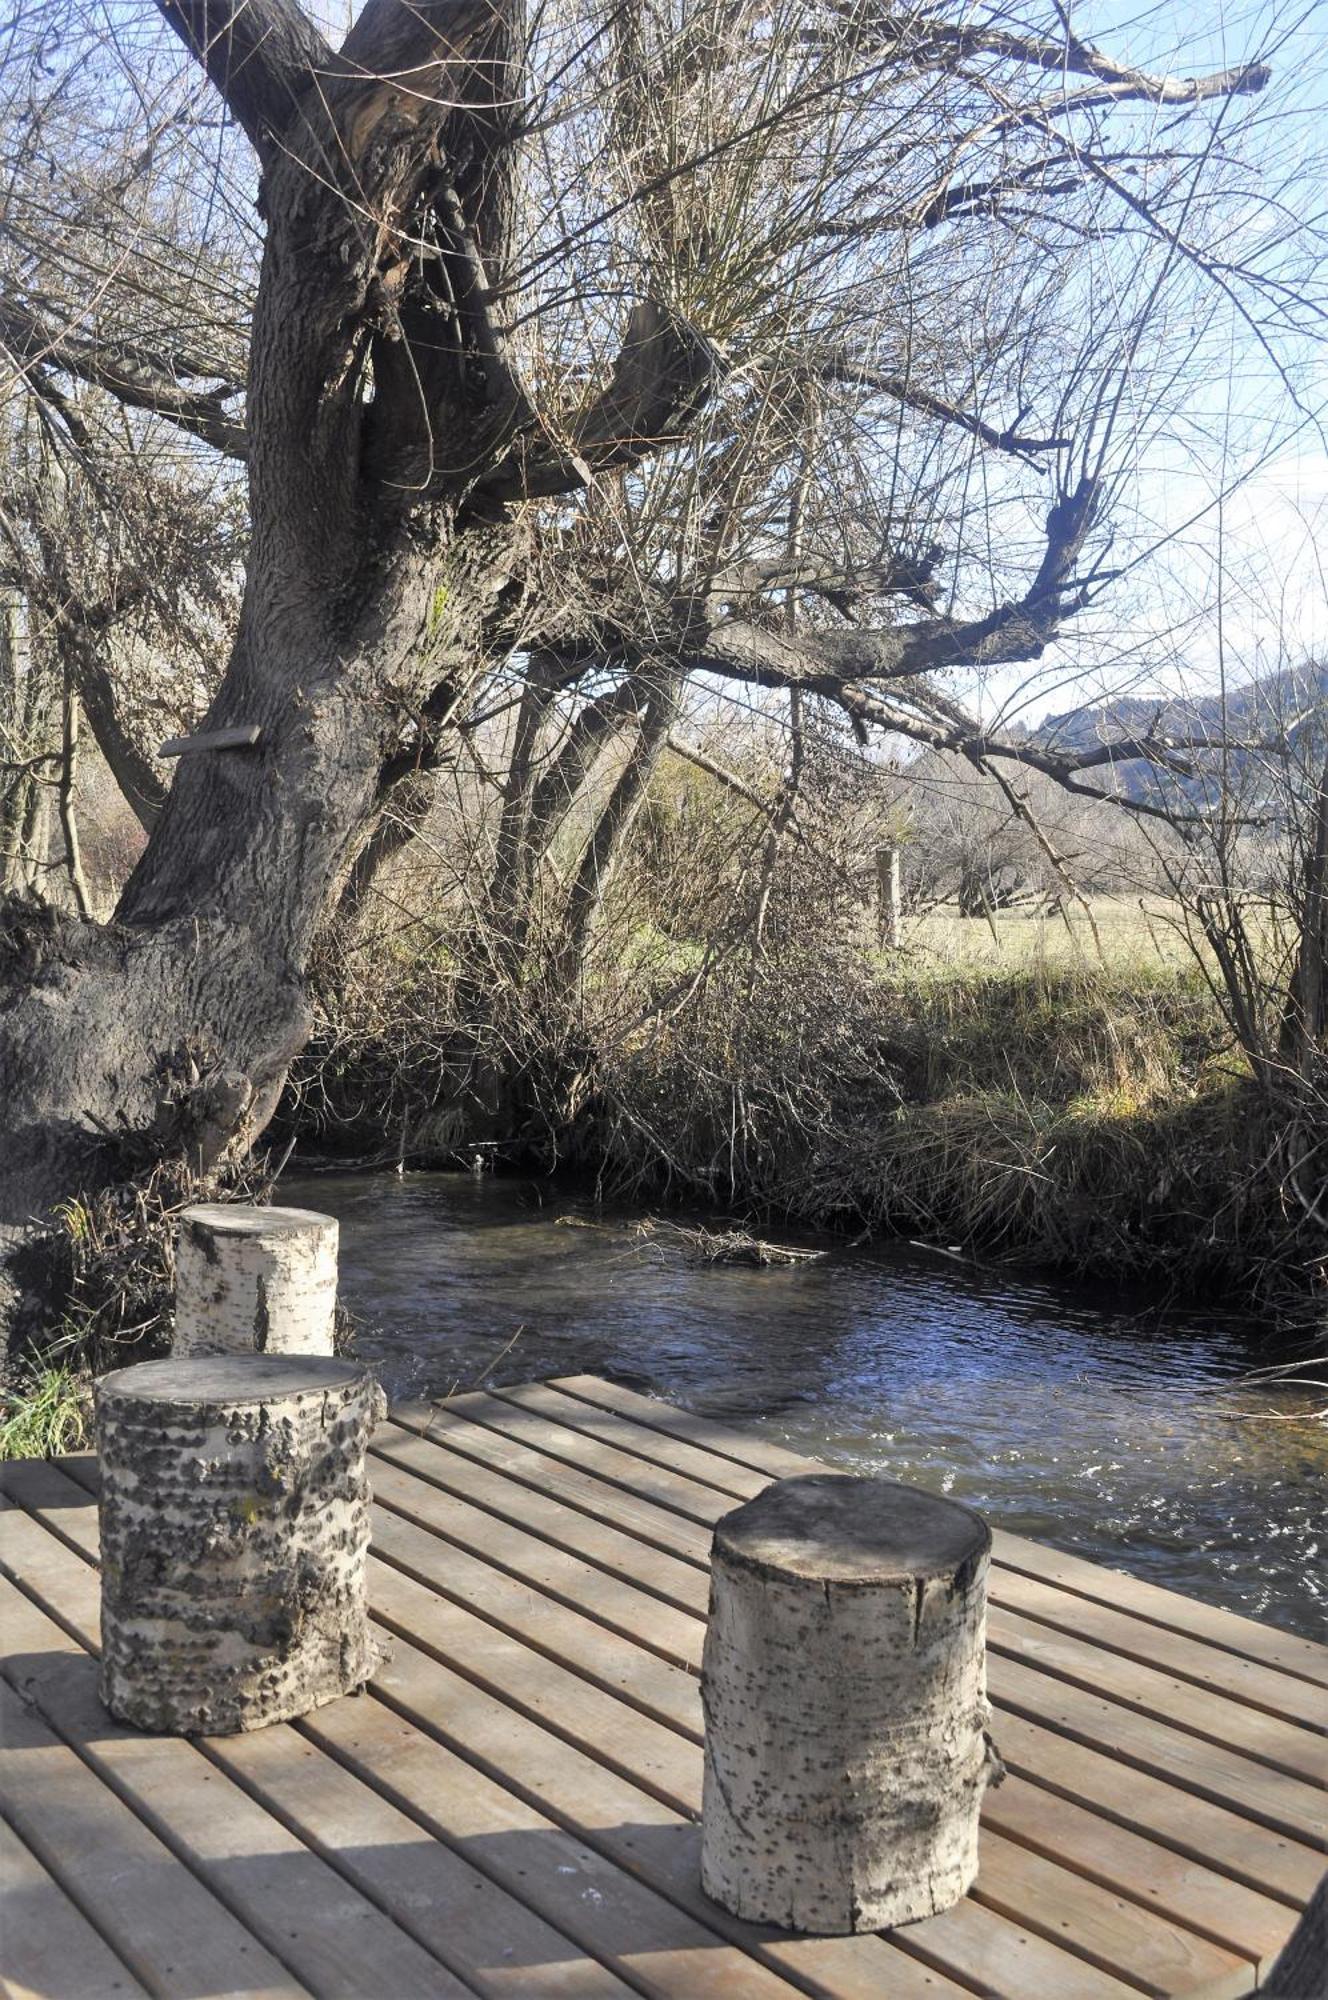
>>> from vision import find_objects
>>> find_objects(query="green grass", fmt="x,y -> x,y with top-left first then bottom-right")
0,1361 -> 92,1461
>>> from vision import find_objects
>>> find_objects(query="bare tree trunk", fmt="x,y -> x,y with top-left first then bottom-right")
1282,754 -> 1328,1077
551,668 -> 680,1000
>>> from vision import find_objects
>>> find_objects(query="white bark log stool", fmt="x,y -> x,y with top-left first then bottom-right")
174,1204 -> 338,1357
700,1472 -> 1001,1934
96,1355 -> 385,1734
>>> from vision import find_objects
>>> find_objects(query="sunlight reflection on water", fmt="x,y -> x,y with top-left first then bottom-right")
283,1169 -> 1327,1641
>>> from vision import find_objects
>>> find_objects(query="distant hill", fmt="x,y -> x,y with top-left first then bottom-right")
1030,659 -> 1328,810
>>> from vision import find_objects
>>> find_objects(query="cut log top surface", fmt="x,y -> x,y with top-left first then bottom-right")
181,1203 -> 336,1236
714,1473 -> 991,1582
96,1354 -> 369,1407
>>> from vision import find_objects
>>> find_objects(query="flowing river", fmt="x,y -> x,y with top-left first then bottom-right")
282,1169 -> 1327,1641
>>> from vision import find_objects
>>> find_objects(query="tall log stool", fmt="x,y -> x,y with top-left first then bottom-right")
700,1473 -> 1001,1934
96,1355 -> 384,1734
174,1204 -> 338,1357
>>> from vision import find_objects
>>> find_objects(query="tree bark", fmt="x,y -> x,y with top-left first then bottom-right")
1263,1874 -> 1328,1999
173,1202 -> 338,1356
96,1353 -> 384,1733
700,1473 -> 1001,1934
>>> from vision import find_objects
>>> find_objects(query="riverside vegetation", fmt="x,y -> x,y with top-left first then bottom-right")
282,891 -> 1299,1315
2,0 -> 1325,1445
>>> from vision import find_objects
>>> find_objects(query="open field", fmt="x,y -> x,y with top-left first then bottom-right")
901,898 -> 1202,975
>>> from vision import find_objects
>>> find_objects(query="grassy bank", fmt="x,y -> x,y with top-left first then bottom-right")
283,902 -> 1318,1320
579,951 -> 1285,1300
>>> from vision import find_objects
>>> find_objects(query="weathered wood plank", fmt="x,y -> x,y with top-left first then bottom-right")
370,1423 -> 706,1615
371,1506 -> 702,1738
368,1554 -> 1239,1998
988,1567 -> 1326,1737
990,1650 -> 1326,1850
396,1394 -> 1328,1836
435,1389 -> 743,1523
0,1485 -> 640,2000
0,1536 -> 474,2000
32,1461 -> 952,2000
370,1605 -> 1127,2000
370,1453 -> 704,1666
0,1675 -> 305,2000
0,1811 -> 150,2000
497,1382 -> 772,1500
296,1692 -> 810,2000
388,1404 -> 714,1563
986,1606 -> 1327,1785
357,1458 -> 1288,1992
3,1366 -> 1316,2000
369,1420 -> 1324,1909
503,1384 -> 1328,1736
550,1375 -> 1328,1690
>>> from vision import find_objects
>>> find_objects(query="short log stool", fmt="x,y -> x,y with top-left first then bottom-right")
700,1473 -> 1001,1933
96,1355 -> 385,1734
174,1204 -> 338,1357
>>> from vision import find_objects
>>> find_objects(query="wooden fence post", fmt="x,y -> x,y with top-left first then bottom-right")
876,844 -> 902,948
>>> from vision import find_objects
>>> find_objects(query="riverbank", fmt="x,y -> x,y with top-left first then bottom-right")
285,943 -> 1319,1322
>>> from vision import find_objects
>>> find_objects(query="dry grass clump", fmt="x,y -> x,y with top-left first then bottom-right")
580,945 -> 1313,1311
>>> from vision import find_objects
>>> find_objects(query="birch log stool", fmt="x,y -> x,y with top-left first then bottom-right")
700,1473 -> 1001,1934
96,1355 -> 384,1734
174,1204 -> 338,1357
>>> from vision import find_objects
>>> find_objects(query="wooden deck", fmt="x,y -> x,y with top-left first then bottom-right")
2,1373 -> 1324,2000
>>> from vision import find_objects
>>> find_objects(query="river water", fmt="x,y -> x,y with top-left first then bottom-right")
282,1169 -> 1327,1641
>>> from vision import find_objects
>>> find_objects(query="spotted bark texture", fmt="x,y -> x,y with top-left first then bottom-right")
700,1474 -> 1001,1934
174,1204 -> 338,1357
96,1355 -> 385,1734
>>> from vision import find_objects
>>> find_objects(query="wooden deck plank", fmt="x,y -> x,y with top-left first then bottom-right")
496,1387 -> 1327,1739
393,1396 -> 1327,1848
371,1505 -> 702,1737
989,1651 -> 1325,1850
372,1459 -> 1313,1864
36,1456 -> 948,2000
372,1417 -> 1324,1910
435,1388 -> 749,1523
370,1424 -> 707,1615
370,1454 -> 704,1668
0,1481 -> 648,2000
358,1457 -> 1280,1995
985,1569 -> 1326,1738
4,1373 -> 1320,1998
37,1459 -> 956,2000
0,1811 -> 150,2000
984,1606 -> 1327,1785
0,1677 -> 305,2000
297,1687 -> 817,2000
370,1599 -> 1138,2000
550,1375 -> 1328,1690
0,1516 -> 480,2000
364,1533 -> 1258,1999
389,1403 -> 715,1563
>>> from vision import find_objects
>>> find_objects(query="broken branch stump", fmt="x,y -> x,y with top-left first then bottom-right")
700,1473 -> 1000,1933
174,1204 -> 338,1357
96,1355 -> 385,1734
